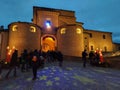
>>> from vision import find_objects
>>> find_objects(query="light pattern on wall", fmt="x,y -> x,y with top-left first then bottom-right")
30,26 -> 36,32
12,25 -> 18,31
76,28 -> 81,34
60,28 -> 66,34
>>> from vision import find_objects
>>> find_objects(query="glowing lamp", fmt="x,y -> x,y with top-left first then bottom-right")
5,62 -> 8,64
7,46 -> 9,50
45,21 -> 51,29
12,46 -> 15,49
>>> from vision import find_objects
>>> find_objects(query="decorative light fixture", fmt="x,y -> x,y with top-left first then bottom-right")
45,20 -> 51,29
30,26 -> 36,32
76,28 -> 81,34
12,25 -> 18,31
61,28 -> 66,34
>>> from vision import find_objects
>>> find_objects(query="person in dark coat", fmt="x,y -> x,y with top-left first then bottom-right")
32,49 -> 39,80
5,50 -> 18,78
57,51 -> 63,67
82,49 -> 88,68
94,51 -> 100,64
0,61 -> 3,79
89,51 -> 95,66
20,49 -> 28,72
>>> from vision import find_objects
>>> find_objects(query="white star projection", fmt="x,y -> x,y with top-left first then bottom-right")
54,77 -> 60,81
46,80 -> 53,86
26,77 -> 32,81
39,75 -> 47,80
66,67 -> 73,71
0,62 -> 120,90
73,82 -> 78,86
55,82 -> 60,85
72,74 -> 96,85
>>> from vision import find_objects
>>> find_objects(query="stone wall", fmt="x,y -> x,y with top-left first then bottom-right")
8,22 -> 41,56
0,32 -> 9,60
84,30 -> 113,52
113,43 -> 120,51
57,25 -> 84,57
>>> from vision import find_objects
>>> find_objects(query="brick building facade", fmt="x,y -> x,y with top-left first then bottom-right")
0,6 -> 119,60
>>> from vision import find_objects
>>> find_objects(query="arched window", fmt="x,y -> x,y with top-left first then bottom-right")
12,25 -> 18,31
103,35 -> 106,39
104,46 -> 107,52
76,28 -> 81,34
30,26 -> 36,32
60,28 -> 66,34
91,46 -> 94,50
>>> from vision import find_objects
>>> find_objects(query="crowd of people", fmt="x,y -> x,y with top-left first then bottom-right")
82,49 -> 104,68
0,48 -> 104,80
0,49 -> 63,80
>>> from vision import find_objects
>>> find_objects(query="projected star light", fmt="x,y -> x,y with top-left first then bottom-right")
39,75 -> 47,80
46,80 -> 53,86
54,77 -> 60,81
0,65 -> 120,90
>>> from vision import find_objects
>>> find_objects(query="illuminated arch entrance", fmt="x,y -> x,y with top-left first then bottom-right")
41,35 -> 56,52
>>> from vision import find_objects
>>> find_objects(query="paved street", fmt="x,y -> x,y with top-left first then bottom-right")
0,61 -> 120,90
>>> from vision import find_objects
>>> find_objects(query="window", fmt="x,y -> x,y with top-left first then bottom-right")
85,37 -> 87,39
30,26 -> 36,32
118,47 -> 120,50
60,28 -> 66,34
104,46 -> 107,52
91,46 -> 93,50
76,28 -> 81,34
12,25 -> 18,31
90,33 -> 92,38
103,35 -> 106,39
45,20 -> 51,29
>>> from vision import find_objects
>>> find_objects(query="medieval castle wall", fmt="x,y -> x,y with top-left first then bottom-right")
0,6 -> 119,60
84,30 -> 113,52
0,31 -> 8,59
8,22 -> 41,56
57,25 -> 84,57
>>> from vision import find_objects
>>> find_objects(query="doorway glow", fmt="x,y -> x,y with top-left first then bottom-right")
42,37 -> 55,52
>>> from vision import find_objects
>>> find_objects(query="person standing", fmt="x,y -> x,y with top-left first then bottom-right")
5,50 -> 18,78
32,50 -> 39,80
0,61 -> 3,79
57,51 -> 63,67
20,49 -> 28,72
89,51 -> 95,66
82,49 -> 88,68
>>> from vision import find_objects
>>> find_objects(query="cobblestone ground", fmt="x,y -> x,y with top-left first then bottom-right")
0,61 -> 120,90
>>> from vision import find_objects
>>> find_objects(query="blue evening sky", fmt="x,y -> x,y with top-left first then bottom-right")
0,0 -> 120,43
